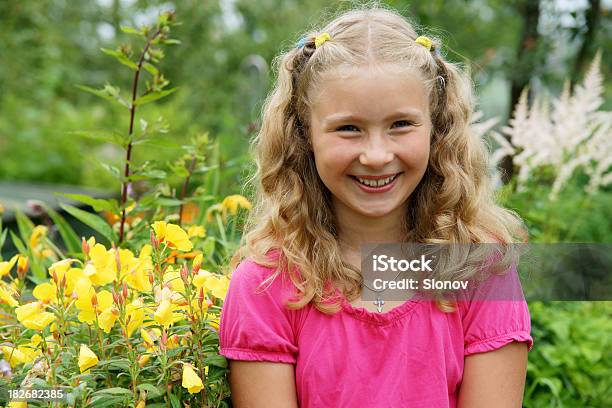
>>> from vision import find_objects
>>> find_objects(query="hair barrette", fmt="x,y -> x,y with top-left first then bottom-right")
415,36 -> 441,57
314,32 -> 331,48
295,37 -> 307,49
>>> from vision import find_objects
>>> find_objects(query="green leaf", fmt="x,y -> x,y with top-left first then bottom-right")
203,236 -> 216,258
136,383 -> 163,399
204,354 -> 228,368
142,62 -> 159,76
133,88 -> 177,106
101,47 -> 139,71
68,129 -> 126,147
120,26 -> 143,36
15,208 -> 34,243
156,197 -> 184,207
100,162 -> 122,179
10,230 -> 27,254
59,193 -> 118,213
41,204 -> 81,255
76,85 -> 130,109
93,387 -> 132,396
169,393 -> 181,408
162,38 -> 181,45
59,204 -> 116,244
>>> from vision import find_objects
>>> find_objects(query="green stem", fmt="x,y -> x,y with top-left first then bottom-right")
215,213 -> 227,243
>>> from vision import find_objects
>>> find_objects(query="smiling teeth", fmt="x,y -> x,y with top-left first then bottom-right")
356,174 -> 398,187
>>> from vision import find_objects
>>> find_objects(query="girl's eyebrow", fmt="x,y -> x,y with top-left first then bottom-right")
323,108 -> 424,125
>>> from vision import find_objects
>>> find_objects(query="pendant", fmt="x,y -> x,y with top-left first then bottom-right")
373,296 -> 385,313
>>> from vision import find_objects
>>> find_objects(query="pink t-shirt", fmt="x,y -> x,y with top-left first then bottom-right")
219,258 -> 533,407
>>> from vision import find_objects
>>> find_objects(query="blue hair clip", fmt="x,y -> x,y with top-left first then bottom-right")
295,37 -> 307,49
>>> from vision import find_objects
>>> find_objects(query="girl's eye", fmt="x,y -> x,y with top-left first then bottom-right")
391,120 -> 414,129
336,124 -> 360,132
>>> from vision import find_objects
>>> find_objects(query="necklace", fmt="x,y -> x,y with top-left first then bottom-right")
340,239 -> 403,313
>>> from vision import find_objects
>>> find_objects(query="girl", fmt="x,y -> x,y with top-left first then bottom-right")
219,5 -> 533,407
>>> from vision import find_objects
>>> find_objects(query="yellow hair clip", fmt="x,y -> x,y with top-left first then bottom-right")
314,32 -> 331,49
415,36 -> 433,51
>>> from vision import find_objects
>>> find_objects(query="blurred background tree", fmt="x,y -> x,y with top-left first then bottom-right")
1,0 -> 609,192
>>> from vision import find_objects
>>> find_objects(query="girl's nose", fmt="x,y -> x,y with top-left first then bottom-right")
359,135 -> 394,168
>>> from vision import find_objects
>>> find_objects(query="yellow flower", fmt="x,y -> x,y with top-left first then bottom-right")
123,245 -> 153,292
137,354 -> 151,368
181,363 -> 204,394
154,299 -> 175,329
0,254 -> 19,277
207,312 -> 220,330
135,399 -> 146,408
152,221 -> 193,252
8,400 -> 28,408
33,282 -> 57,303
0,284 -> 19,307
83,244 -> 116,286
15,301 -> 55,330
78,344 -> 98,373
220,194 -> 252,216
29,225 -> 50,258
126,298 -> 145,337
187,225 -> 206,238
98,306 -> 119,333
192,270 -> 213,289
48,259 -> 74,282
75,279 -> 113,325
2,345 -> 29,367
205,275 -> 230,300
163,268 -> 185,294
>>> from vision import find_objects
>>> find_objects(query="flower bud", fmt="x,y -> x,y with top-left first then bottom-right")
137,354 -> 151,369
91,292 -> 98,308
115,248 -> 121,273
150,229 -> 159,250
180,265 -> 189,283
198,288 -> 204,307
148,272 -> 154,286
60,274 -> 67,290
52,270 -> 58,284
17,256 -> 29,279
160,330 -> 168,347
112,291 -> 120,306
81,237 -> 90,257
122,283 -> 128,300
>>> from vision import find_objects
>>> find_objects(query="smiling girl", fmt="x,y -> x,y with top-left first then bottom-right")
219,5 -> 533,407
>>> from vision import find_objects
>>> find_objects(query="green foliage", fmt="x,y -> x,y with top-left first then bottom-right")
498,171 -> 612,243
525,302 -> 612,406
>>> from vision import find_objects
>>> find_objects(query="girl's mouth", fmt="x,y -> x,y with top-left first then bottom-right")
349,173 -> 402,193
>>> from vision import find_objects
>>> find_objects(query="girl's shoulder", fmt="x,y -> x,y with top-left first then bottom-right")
228,253 -> 302,305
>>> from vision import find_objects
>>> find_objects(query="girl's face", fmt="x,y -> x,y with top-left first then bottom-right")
309,64 -> 432,222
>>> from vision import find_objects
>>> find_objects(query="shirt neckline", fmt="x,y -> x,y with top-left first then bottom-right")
334,287 -> 423,326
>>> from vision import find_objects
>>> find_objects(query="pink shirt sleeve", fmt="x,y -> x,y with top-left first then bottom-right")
219,258 -> 301,364
459,263 -> 534,356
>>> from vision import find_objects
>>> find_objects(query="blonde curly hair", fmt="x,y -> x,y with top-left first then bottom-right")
230,5 -> 527,314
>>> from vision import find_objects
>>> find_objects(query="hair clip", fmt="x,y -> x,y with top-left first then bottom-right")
415,36 -> 433,50
295,37 -> 308,49
314,32 -> 331,49
416,36 -> 442,58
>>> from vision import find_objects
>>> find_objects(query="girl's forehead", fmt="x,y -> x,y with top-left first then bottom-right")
308,64 -> 430,117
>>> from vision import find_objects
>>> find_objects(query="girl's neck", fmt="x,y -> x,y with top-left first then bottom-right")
335,202 -> 408,255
